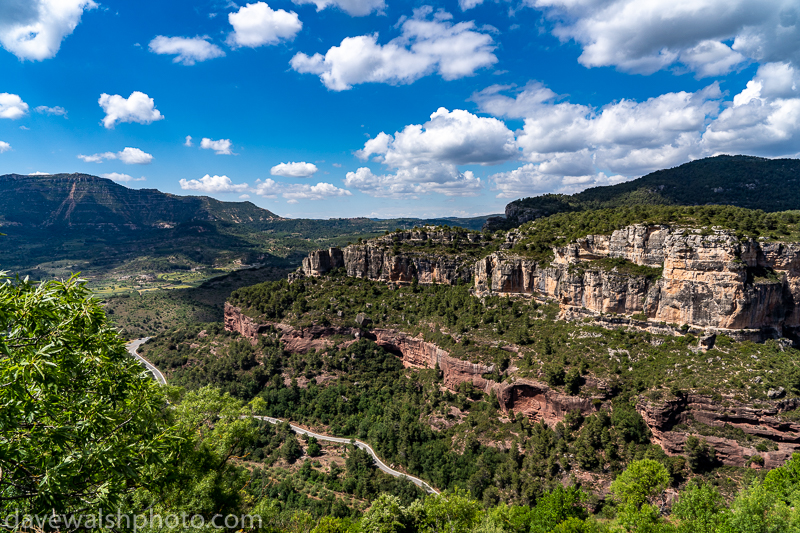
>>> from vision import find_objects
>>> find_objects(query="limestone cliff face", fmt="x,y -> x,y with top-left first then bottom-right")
637,394 -> 800,468
294,229 -> 485,285
476,225 -> 800,339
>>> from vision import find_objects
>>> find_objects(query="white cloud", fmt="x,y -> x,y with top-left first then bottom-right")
28,171 -> 51,175
290,7 -> 497,90
253,178 -> 352,201
525,0 -> 800,77
227,2 -> 302,48
291,0 -> 384,16
704,62 -> 800,155
34,105 -> 67,117
361,107 -> 517,166
467,63 -> 800,199
270,161 -> 318,177
117,147 -> 154,164
346,107 -> 513,198
77,147 -> 154,165
0,141 -> 11,153
282,182 -> 352,201
473,81 -> 722,176
0,93 -> 29,119
184,135 -> 193,147
344,167 -> 482,198
148,36 -> 225,65
102,172 -> 146,183
99,92 -> 164,129
0,0 -> 97,61
179,174 -> 250,193
239,194 -> 251,199
200,137 -> 233,155
489,164 -> 629,199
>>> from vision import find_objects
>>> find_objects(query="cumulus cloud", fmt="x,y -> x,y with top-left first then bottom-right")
473,81 -> 723,176
0,0 -> 97,61
270,161 -> 318,177
253,178 -> 352,201
469,62 -> 800,199
77,147 -> 154,165
200,137 -> 233,155
0,93 -> 29,119
525,0 -> 800,77
102,172 -> 146,183
99,91 -> 164,129
282,182 -> 352,201
0,141 -> 11,153
291,0 -> 384,16
704,61 -> 800,155
184,135 -> 193,147
227,2 -> 302,48
34,105 -> 66,117
149,36 -> 225,65
28,171 -> 51,175
489,164 -> 629,199
179,174 -> 250,193
290,7 -> 497,90
346,107 -> 515,197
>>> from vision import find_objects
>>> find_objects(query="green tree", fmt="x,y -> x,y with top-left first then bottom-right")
529,486 -> 588,533
672,482 -> 727,533
611,459 -> 671,533
0,274 -> 177,518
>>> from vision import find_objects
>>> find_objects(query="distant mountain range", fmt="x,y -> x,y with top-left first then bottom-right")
0,173 -> 497,280
489,155 -> 800,230
0,173 -> 281,231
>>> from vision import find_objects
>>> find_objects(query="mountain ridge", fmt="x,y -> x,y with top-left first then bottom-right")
487,155 -> 800,230
0,173 -> 281,230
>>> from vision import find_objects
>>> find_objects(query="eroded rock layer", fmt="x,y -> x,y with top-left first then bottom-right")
294,229 -> 485,285
224,303 -> 601,424
476,225 -> 800,339
637,394 -> 800,468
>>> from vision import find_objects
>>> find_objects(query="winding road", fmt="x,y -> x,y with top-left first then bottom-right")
124,338 -> 439,494
125,338 -> 167,385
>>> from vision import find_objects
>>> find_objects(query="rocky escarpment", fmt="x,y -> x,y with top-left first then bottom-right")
638,394 -> 800,468
476,225 -> 800,341
293,229 -> 487,285
224,303 -> 601,424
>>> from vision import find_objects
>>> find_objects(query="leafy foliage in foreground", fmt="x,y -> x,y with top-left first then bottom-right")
0,274 -> 176,517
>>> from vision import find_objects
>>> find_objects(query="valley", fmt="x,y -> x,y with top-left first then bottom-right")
9,155 -> 800,532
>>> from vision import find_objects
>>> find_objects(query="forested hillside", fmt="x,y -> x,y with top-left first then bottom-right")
491,155 -> 800,230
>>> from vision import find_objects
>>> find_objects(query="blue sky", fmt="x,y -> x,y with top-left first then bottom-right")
0,0 -> 798,218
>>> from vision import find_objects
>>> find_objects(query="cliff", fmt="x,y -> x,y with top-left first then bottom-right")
637,393 -> 800,468
475,225 -> 800,341
224,302 -> 602,424
293,229 -> 487,285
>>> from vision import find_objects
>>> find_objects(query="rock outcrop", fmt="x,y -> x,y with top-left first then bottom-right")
294,229 -> 486,285
224,303 -> 603,424
637,393 -> 800,468
224,302 -> 493,391
475,225 -> 800,340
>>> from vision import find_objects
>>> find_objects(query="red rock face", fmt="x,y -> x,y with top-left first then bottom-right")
224,303 -> 611,428
224,303 -> 495,392
637,394 -> 800,468
495,380 -> 602,426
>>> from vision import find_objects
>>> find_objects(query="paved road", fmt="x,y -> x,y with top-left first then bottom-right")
125,338 -> 438,495
255,416 -> 439,495
125,338 -> 167,385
